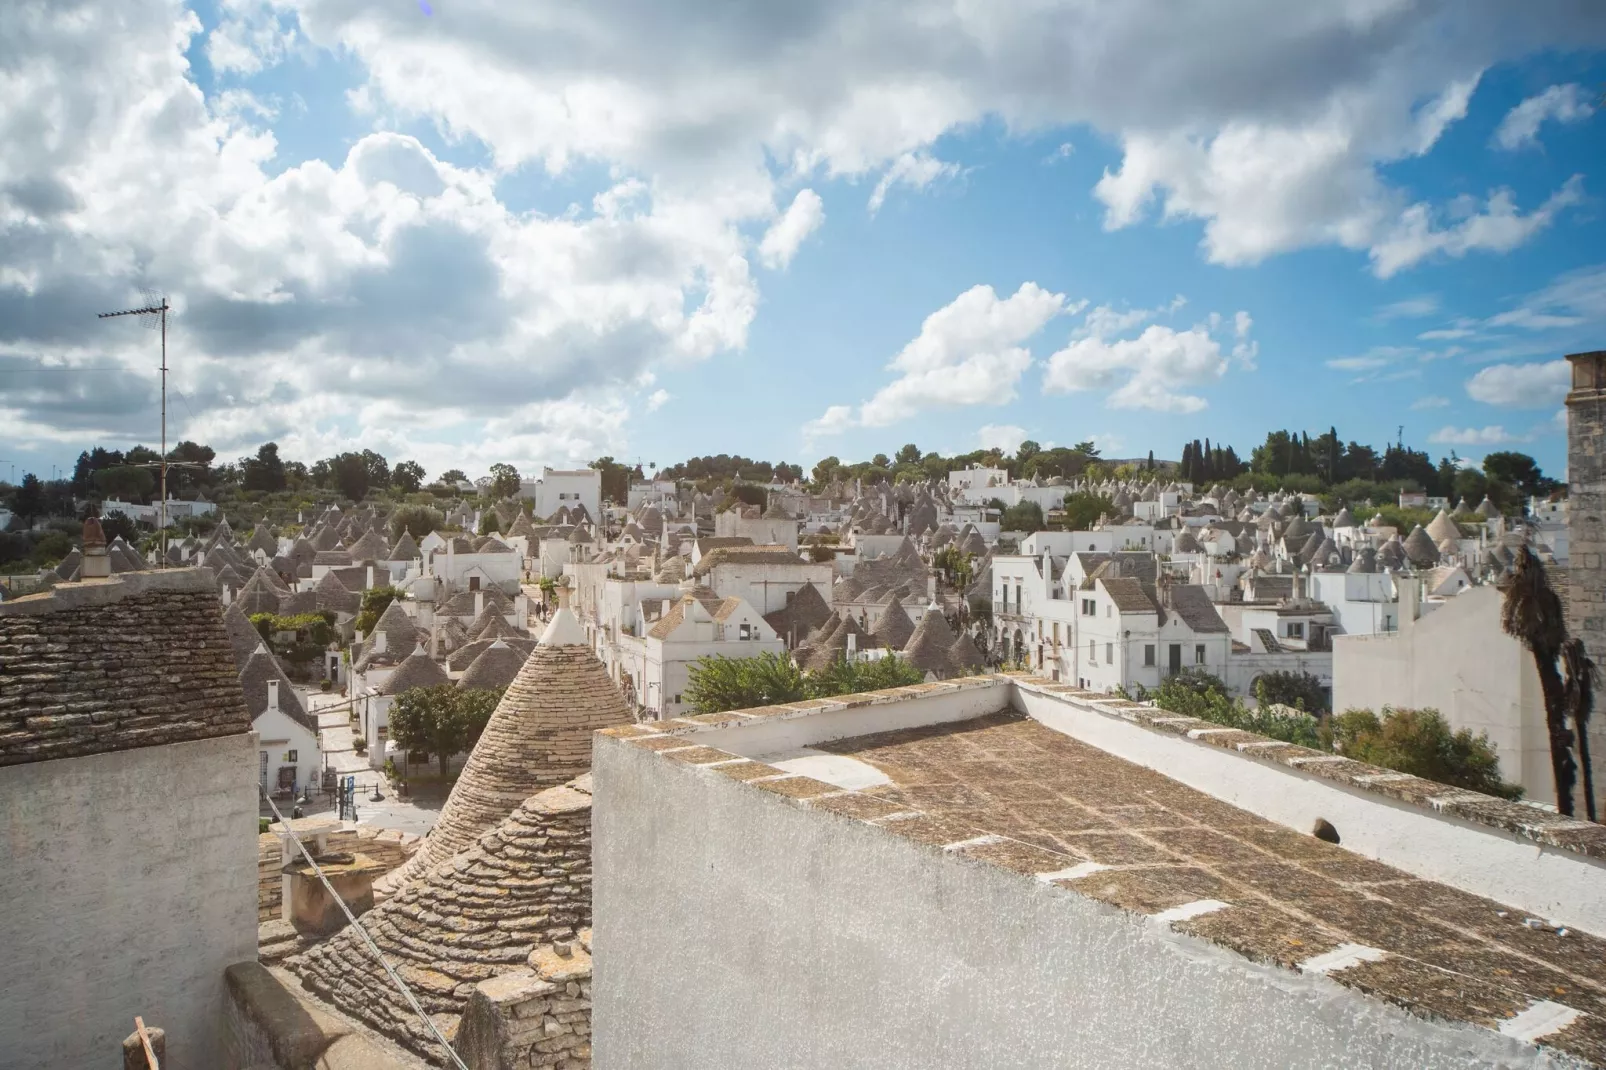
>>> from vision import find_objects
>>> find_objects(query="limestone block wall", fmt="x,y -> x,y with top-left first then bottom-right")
457,934 -> 593,1070
0,734 -> 259,1070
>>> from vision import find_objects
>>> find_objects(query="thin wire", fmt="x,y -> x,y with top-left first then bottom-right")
261,791 -> 470,1070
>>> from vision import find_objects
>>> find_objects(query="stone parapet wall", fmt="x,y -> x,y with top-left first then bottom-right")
1566,349 -> 1606,811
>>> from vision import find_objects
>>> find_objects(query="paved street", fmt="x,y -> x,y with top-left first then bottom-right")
294,686 -> 447,837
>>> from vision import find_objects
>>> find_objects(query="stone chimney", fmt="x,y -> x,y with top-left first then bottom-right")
366,564 -> 375,590
1565,349 -> 1606,802
267,678 -> 280,714
557,583 -> 572,610
474,589 -> 485,620
375,628 -> 388,655
81,517 -> 111,579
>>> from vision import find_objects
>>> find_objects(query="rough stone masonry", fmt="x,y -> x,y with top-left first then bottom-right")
1566,350 -> 1606,810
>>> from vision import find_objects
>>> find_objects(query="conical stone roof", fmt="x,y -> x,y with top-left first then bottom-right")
292,777 -> 594,1062
805,615 -> 865,672
902,603 -> 958,678
1425,508 -> 1460,546
948,631 -> 985,673
1403,525 -> 1440,568
1332,507 -> 1357,529
221,602 -> 267,671
1347,547 -> 1378,574
375,607 -> 630,897
870,595 -> 915,650
1476,496 -> 1501,519
457,639 -> 529,691
379,645 -> 450,696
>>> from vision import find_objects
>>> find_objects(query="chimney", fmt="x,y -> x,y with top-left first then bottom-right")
847,632 -> 857,657
366,564 -> 375,590
267,678 -> 280,714
81,517 -> 110,579
375,628 -> 388,655
222,585 -> 233,607
557,583 -> 572,610
430,623 -> 439,660
515,593 -> 529,631
474,589 -> 484,620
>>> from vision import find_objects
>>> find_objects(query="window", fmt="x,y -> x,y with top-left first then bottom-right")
1081,598 -> 1095,616
286,750 -> 298,763
1107,605 -> 1112,618
1195,644 -> 1206,665
785,590 -> 795,605
1015,584 -> 1022,609
673,694 -> 681,705
1287,622 -> 1305,639
1052,623 -> 1061,644
1105,642 -> 1113,662
1144,644 -> 1155,667
1089,639 -> 1096,664
469,575 -> 481,592
739,623 -> 752,640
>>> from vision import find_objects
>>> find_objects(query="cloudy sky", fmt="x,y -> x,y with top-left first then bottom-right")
2,0 -> 1603,484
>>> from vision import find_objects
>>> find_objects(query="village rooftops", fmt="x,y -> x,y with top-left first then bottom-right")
594,674 -> 1606,1068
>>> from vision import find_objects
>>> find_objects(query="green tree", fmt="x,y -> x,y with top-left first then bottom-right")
353,585 -> 404,635
440,468 -> 468,485
1252,671 -> 1330,713
590,457 -> 631,504
92,465 -> 156,503
328,452 -> 371,501
1000,500 -> 1044,532
13,474 -> 45,524
1481,451 -> 1557,502
389,684 -> 503,778
684,651 -> 807,713
932,544 -> 974,589
487,462 -> 522,500
895,443 -> 922,466
811,456 -> 841,488
390,505 -> 443,541
478,511 -> 502,536
362,449 -> 391,491
808,653 -> 925,697
242,442 -> 288,493
393,460 -> 426,494
1060,492 -> 1113,531
1072,440 -> 1101,460
1332,708 -> 1523,800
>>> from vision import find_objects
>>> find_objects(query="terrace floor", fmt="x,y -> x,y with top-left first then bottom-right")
811,711 -> 1606,1066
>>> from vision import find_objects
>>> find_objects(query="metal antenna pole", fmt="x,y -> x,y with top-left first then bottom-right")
98,292 -> 171,565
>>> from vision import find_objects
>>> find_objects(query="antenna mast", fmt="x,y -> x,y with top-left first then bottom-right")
98,291 -> 171,565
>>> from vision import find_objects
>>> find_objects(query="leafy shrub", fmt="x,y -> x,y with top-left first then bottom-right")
1332,707 -> 1523,800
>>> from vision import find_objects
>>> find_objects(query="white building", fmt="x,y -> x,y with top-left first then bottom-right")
616,589 -> 784,718
947,465 -> 1011,504
519,467 -> 602,519
1333,581 -> 1552,801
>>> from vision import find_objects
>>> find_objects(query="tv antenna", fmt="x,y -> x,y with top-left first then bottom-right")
98,288 -> 174,564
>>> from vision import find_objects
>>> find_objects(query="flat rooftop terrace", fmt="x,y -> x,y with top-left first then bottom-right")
595,674 -> 1606,1068
822,712 -> 1606,1063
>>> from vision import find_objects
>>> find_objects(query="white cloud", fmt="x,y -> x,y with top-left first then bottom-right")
1377,296 -> 1439,320
9,0 -> 1606,459
1493,84 -> 1595,151
1043,302 -> 1245,413
1465,360 -> 1570,408
1368,176 -> 1584,278
1411,395 -> 1451,409
806,282 -> 1066,436
757,189 -> 825,269
206,0 -> 299,76
645,388 -> 671,412
1044,142 -> 1075,164
867,153 -> 960,215
1428,425 -> 1525,446
976,424 -> 1029,453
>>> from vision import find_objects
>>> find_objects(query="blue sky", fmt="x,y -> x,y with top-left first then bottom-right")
2,0 -> 1604,486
